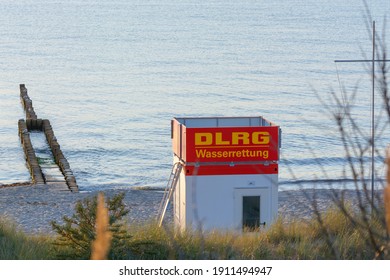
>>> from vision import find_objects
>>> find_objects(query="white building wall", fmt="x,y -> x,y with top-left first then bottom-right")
175,173 -> 278,232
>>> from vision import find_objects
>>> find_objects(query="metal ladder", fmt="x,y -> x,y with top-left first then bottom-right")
157,161 -> 183,227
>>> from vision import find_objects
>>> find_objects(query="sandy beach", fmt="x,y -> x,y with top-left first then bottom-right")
0,183 -> 377,235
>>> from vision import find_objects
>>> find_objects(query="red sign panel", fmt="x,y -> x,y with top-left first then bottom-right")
185,126 -> 279,163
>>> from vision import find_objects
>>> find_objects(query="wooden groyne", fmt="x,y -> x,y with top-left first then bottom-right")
18,119 -> 45,185
18,84 -> 79,192
20,84 -> 38,120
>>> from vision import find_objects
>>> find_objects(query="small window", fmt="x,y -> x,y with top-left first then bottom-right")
242,196 -> 260,230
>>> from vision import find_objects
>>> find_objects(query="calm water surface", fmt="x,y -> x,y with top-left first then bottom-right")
1,0 -> 389,191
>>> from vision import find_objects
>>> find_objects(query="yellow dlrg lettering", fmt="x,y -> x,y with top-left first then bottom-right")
215,132 -> 230,145
195,131 -> 271,146
252,132 -> 270,144
195,133 -> 213,145
231,132 -> 250,145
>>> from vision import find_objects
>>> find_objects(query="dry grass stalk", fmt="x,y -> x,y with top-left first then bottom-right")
385,147 -> 390,235
91,193 -> 112,260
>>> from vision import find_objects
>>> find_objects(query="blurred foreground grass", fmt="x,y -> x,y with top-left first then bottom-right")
0,204 -> 386,260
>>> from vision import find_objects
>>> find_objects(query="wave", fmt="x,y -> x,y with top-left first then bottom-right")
281,155 -> 385,166
279,177 -> 385,187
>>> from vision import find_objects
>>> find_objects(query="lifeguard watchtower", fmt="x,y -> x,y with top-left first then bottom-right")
158,116 -> 281,232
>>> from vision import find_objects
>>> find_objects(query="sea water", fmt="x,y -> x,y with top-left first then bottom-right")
1,0 -> 389,191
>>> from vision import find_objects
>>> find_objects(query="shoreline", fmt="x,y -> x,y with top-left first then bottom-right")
0,183 -> 381,235
0,182 -> 32,188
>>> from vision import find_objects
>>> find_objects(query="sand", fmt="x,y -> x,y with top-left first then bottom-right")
0,182 -> 377,235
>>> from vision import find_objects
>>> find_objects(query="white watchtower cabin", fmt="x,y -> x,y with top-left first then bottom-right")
158,116 -> 281,233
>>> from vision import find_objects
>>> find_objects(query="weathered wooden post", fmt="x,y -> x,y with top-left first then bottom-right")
18,119 -> 45,185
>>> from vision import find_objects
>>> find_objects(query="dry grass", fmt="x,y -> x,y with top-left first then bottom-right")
0,217 -> 54,259
385,188 -> 390,235
385,148 -> 390,235
0,202 -> 386,260
90,193 -> 112,260
122,207 -> 377,260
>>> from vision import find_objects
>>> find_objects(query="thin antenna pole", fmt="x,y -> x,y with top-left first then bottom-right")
334,22 -> 390,210
371,21 -> 375,205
